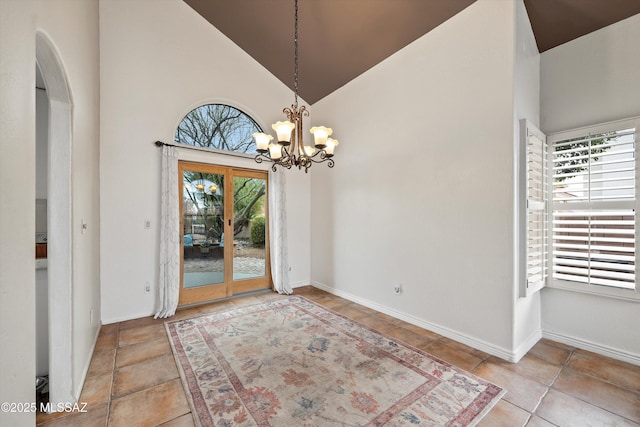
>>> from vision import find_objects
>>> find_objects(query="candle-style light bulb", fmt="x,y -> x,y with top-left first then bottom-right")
310,126 -> 332,148
268,143 -> 283,160
253,132 -> 273,152
272,121 -> 295,144
324,138 -> 339,156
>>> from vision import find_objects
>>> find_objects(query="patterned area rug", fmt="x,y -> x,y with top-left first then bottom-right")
166,296 -> 505,426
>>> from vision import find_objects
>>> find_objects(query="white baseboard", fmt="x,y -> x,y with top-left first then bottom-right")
542,330 -> 640,366
513,328 -> 543,363
307,282 -> 640,365
290,280 -> 309,289
102,310 -> 155,325
310,281 -> 518,362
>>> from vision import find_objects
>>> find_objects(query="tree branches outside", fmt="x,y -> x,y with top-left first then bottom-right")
554,132 -> 614,182
183,173 -> 266,241
175,104 -> 261,154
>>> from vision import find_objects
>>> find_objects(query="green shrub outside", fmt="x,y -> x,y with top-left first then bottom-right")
250,216 -> 266,246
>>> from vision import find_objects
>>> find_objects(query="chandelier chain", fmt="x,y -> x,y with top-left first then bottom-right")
294,0 -> 299,106
253,0 -> 337,172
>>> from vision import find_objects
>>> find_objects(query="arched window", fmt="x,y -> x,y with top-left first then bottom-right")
175,104 -> 262,155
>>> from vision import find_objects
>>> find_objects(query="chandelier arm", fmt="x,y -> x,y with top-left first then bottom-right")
283,106 -> 294,118
281,145 -> 292,162
281,161 -> 293,170
307,149 -> 324,160
309,155 -> 335,166
304,149 -> 331,162
319,151 -> 333,160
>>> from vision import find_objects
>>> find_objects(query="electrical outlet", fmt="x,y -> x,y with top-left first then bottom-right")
145,281 -> 151,293
144,219 -> 151,229
90,309 -> 94,325
394,284 -> 402,295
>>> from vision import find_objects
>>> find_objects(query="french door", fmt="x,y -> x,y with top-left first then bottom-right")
178,161 -> 270,305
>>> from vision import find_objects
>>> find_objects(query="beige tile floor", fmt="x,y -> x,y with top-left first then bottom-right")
36,286 -> 640,426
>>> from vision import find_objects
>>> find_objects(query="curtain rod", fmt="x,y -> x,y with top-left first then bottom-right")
153,140 -> 257,160
154,140 -> 172,147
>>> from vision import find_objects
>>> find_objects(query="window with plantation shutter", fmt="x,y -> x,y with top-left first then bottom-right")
520,120 -> 548,297
550,118 -> 639,295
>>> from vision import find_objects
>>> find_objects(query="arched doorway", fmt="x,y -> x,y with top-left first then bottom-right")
35,31 -> 74,405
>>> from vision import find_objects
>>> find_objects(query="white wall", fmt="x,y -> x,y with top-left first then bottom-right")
99,0 -> 310,323
540,13 -> 640,362
541,14 -> 640,134
36,87 -> 49,234
36,87 -> 49,200
310,0 -> 520,359
512,0 -> 542,358
0,1 -> 37,424
0,0 -> 101,424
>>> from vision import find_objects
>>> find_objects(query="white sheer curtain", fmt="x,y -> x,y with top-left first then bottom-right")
155,145 -> 180,318
269,168 -> 291,294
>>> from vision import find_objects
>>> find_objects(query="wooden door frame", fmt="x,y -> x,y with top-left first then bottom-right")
229,167 -> 271,294
178,161 -> 271,306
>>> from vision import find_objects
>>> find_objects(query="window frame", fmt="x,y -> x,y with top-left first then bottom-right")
546,116 -> 640,302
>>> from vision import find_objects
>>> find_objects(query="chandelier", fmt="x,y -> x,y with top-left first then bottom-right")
253,0 -> 339,173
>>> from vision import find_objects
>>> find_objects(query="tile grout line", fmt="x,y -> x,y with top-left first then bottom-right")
521,345 -> 573,424
538,348 -> 639,425
566,350 -> 640,395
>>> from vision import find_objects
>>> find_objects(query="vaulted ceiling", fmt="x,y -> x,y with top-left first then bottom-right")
184,0 -> 640,105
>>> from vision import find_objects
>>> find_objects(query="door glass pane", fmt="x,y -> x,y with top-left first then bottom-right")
233,176 -> 267,280
183,171 -> 224,288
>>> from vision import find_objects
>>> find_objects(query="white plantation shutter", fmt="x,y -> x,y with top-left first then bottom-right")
550,121 -> 637,291
520,120 -> 548,297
